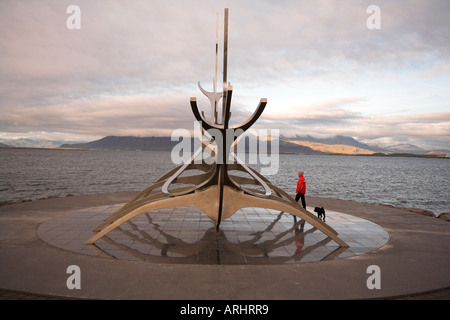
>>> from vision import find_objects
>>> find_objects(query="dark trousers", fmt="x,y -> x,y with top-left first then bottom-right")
295,193 -> 306,209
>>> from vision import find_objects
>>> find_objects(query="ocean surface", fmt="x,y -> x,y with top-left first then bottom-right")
0,148 -> 449,216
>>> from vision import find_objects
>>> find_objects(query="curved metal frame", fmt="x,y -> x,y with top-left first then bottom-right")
86,85 -> 348,247
86,8 -> 348,247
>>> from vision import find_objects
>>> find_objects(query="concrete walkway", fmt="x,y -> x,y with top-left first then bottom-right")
1,192 -> 449,300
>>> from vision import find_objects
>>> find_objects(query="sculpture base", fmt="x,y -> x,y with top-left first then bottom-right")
39,203 -> 389,265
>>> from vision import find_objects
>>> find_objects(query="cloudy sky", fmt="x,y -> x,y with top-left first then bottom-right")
1,0 -> 449,149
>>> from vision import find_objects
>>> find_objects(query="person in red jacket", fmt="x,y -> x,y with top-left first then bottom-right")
295,170 -> 306,209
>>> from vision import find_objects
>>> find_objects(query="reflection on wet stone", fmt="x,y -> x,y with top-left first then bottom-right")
38,204 -> 389,265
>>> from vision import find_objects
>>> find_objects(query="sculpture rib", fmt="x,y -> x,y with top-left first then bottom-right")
93,165 -> 216,232
87,193 -> 198,244
89,143 -> 348,247
87,183 -> 348,247
89,145 -> 348,247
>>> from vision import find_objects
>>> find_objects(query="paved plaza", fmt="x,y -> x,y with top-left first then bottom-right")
0,192 -> 449,299
38,204 -> 389,265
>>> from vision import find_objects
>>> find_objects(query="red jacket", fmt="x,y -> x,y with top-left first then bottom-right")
296,175 -> 306,194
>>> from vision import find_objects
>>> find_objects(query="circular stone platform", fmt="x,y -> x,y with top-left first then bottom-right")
38,204 -> 389,265
2,192 -> 450,300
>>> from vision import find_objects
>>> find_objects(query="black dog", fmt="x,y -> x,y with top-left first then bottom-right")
314,207 -> 326,222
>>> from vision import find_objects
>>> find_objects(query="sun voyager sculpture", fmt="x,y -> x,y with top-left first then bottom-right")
86,9 -> 348,248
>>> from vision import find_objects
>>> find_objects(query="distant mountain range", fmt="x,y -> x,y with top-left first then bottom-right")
2,135 -> 448,157
285,135 -> 436,155
56,135 -> 449,157
58,135 -> 330,154
61,136 -> 185,151
0,138 -> 87,149
57,135 -> 321,154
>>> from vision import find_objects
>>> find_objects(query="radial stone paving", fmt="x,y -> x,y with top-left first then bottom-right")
38,204 -> 389,265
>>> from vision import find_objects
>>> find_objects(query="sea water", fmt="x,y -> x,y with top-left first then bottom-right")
0,148 -> 448,215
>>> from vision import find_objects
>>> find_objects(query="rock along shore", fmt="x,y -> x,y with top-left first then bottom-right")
377,203 -> 449,222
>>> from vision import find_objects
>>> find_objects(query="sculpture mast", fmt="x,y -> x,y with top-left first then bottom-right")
198,10 -> 225,125
221,8 -> 229,125
213,12 -> 219,124
217,8 -> 229,229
